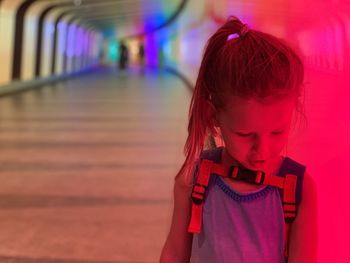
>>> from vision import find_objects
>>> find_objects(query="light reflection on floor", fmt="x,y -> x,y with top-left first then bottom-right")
0,66 -> 190,262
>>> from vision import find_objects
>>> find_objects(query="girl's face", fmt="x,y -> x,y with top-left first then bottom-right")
216,96 -> 296,172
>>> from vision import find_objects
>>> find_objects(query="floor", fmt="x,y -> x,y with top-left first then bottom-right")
0,66 -> 191,263
0,65 -> 349,263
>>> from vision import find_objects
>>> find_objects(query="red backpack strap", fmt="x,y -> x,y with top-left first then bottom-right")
188,159 -> 213,233
283,174 -> 298,259
211,163 -> 285,189
277,157 -> 306,260
188,151 -> 306,261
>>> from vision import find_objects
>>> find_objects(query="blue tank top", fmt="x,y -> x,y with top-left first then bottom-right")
190,148 -> 304,263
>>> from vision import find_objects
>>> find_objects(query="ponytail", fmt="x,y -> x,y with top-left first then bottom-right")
175,17 -> 248,185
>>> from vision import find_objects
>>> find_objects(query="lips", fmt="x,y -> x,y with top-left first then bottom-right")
250,160 -> 266,164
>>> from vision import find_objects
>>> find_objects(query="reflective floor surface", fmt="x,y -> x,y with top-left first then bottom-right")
0,66 -> 191,263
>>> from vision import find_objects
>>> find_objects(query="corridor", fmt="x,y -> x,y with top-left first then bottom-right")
0,66 -> 190,262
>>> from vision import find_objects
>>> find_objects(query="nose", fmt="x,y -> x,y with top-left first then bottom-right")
251,135 -> 269,160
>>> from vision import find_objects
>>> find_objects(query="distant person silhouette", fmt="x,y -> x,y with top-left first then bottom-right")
138,43 -> 145,65
118,41 -> 129,70
138,43 -> 146,73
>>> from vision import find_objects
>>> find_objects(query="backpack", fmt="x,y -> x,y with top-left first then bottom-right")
188,148 -> 305,260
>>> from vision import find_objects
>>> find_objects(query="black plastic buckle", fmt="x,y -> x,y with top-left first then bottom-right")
238,167 -> 256,184
228,166 -> 265,185
191,183 -> 207,205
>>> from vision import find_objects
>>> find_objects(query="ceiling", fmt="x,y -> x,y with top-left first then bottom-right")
32,0 -> 186,38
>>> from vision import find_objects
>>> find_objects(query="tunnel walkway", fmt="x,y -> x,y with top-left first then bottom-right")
0,66 -> 191,262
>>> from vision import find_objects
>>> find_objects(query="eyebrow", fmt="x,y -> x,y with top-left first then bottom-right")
232,126 -> 287,133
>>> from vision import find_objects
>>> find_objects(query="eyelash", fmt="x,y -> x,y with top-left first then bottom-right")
271,131 -> 284,135
236,133 -> 253,137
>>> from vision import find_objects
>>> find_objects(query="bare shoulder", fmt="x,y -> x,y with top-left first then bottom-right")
288,172 -> 318,263
159,179 -> 193,263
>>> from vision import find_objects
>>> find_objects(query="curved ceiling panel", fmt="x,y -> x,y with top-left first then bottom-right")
31,0 -> 186,37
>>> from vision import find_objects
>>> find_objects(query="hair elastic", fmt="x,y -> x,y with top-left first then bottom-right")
227,24 -> 250,41
227,33 -> 239,41
239,24 -> 250,37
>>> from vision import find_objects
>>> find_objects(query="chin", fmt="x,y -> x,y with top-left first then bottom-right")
243,160 -> 267,171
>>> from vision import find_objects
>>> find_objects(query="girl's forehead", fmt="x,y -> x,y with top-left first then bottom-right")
225,96 -> 296,109
220,96 -> 296,127
224,95 -> 295,110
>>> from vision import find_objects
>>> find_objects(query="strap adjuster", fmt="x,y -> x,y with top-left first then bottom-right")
254,171 -> 266,185
191,183 -> 207,205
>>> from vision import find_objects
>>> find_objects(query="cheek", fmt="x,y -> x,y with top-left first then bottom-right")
221,133 -> 251,157
270,135 -> 289,154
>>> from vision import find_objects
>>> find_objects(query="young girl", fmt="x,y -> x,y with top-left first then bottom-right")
160,17 -> 318,263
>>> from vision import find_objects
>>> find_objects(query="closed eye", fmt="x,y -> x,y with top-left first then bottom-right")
271,131 -> 284,135
235,132 -> 253,137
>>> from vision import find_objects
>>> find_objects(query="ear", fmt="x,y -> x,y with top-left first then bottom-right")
205,100 -> 220,130
205,100 -> 224,146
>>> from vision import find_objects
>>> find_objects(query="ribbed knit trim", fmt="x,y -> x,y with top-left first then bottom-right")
215,176 -> 273,202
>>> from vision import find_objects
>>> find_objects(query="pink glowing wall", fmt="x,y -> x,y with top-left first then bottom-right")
157,0 -> 349,261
